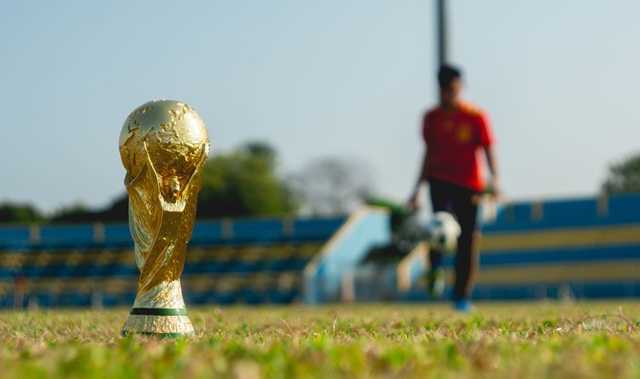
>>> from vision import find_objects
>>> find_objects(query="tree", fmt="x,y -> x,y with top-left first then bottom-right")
100,195 -> 129,222
242,142 -> 277,167
197,141 -> 296,218
40,141 -> 296,224
49,204 -> 100,224
602,152 -> 640,194
0,203 -> 43,224
288,157 -> 374,216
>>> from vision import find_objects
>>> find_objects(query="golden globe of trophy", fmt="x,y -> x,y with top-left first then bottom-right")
118,100 -> 209,337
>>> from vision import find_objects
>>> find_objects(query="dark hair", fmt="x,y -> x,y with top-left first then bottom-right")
437,64 -> 462,89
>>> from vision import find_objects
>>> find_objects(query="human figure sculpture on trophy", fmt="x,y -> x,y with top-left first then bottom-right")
118,100 -> 210,337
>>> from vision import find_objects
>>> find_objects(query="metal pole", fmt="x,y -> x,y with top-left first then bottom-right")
436,0 -> 448,66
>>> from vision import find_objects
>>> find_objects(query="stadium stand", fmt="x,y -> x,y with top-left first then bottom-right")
0,216 -> 347,308
390,193 -> 640,301
2,194 -> 639,308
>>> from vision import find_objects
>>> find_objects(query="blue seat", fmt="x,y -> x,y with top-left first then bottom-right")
608,195 -> 640,225
191,222 -> 224,245
0,267 -> 13,279
40,225 -> 95,249
239,288 -> 264,304
292,217 -> 345,242
57,292 -> 91,307
215,291 -> 238,305
100,293 -> 120,307
103,224 -> 132,248
0,226 -> 31,250
233,219 -> 285,243
35,293 -> 54,307
268,289 -> 298,304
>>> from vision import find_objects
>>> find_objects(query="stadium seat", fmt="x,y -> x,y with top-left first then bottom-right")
0,217 -> 342,308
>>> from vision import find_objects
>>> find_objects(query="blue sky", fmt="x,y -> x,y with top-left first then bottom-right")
1,1 -> 639,212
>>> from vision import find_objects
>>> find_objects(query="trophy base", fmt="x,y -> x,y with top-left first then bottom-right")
121,281 -> 194,337
121,308 -> 194,337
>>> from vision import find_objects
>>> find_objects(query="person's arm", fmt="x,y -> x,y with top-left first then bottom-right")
408,150 -> 429,209
477,110 -> 499,198
483,145 -> 500,197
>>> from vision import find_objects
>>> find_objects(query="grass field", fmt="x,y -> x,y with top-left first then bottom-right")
1,302 -> 639,379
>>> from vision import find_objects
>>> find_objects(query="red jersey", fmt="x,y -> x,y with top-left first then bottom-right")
422,101 -> 494,191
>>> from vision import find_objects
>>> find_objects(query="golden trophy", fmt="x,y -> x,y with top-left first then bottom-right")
118,100 -> 209,337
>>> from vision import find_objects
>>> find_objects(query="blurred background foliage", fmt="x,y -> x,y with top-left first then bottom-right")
1,141 -> 375,224
602,152 -> 640,194
1,146 -> 638,225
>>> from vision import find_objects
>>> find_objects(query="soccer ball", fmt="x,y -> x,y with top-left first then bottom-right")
426,212 -> 461,253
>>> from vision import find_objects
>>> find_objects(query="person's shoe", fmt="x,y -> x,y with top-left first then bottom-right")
453,298 -> 473,313
426,268 -> 445,299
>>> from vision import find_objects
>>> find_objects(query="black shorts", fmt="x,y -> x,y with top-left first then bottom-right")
428,177 -> 479,233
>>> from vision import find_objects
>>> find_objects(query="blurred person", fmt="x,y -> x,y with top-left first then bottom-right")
408,64 -> 499,312
13,271 -> 27,309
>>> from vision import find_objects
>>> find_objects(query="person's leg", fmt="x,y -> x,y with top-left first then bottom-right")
451,187 -> 480,304
428,179 -> 451,269
426,179 -> 452,298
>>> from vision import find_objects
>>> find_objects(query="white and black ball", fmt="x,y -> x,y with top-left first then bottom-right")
426,212 -> 461,253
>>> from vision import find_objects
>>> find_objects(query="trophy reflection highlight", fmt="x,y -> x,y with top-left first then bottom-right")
119,100 -> 209,336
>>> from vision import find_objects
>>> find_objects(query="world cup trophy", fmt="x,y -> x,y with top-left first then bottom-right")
119,100 -> 209,337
